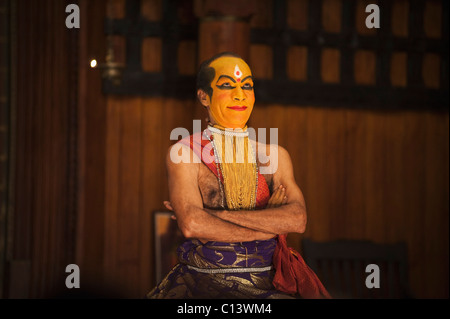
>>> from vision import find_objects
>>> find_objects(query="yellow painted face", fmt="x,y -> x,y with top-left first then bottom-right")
206,57 -> 255,129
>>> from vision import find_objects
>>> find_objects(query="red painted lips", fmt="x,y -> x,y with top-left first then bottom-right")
227,106 -> 248,111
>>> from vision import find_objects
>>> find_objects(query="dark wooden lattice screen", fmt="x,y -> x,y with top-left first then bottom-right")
103,0 -> 448,111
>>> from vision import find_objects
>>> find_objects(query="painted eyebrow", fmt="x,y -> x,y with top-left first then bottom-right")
216,75 -> 236,83
241,75 -> 253,82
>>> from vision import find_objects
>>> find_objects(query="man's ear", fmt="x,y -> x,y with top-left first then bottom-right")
197,89 -> 209,107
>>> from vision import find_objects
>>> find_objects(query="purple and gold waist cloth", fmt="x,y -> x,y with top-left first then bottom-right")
147,238 -> 295,299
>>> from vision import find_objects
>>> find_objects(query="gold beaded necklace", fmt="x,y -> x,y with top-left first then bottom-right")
206,125 -> 258,210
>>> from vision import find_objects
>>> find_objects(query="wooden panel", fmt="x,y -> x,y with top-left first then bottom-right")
104,97 -> 122,293
9,0 -> 77,298
253,104 -> 449,299
402,111 -> 427,295
424,112 -> 449,298
110,0 -> 126,19
178,40 -> 197,75
354,50 -> 376,85
424,0 -> 442,39
322,0 -> 342,33
391,0 -> 409,37
343,109 -> 367,239
112,36 -> 126,66
142,38 -> 162,72
321,48 -> 341,83
105,97 -> 144,297
249,44 -> 273,79
363,112 -> 386,242
303,107 -> 331,241
286,0 -> 308,31
287,46 -> 308,81
198,20 -> 251,63
264,105 -> 287,176
250,0 -> 273,28
422,53 -> 441,89
383,112 -> 407,243
325,109 -> 347,240
390,51 -> 408,87
77,0 -> 108,293
141,97 -> 165,293
103,95 -> 196,296
284,105 -> 309,252
0,0 -> 10,298
117,97 -> 142,297
355,0 -> 378,35
141,0 -> 162,21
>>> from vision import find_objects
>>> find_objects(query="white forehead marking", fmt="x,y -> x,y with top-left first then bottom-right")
234,65 -> 242,79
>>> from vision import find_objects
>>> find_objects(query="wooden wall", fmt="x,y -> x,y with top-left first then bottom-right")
4,0 -> 78,298
98,94 -> 449,299
101,97 -> 195,296
90,0 -> 448,299
4,0 -> 448,299
251,105 -> 449,298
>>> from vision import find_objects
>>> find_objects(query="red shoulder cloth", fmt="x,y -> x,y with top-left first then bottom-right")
179,131 -> 330,299
272,234 -> 332,298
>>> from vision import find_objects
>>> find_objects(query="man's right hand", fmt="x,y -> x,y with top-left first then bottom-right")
266,185 -> 288,208
163,201 -> 177,220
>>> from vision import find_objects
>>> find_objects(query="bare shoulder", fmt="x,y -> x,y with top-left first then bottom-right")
165,141 -> 201,175
254,140 -> 291,175
254,140 -> 289,156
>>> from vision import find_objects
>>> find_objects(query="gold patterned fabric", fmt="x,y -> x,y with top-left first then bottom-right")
147,239 -> 295,299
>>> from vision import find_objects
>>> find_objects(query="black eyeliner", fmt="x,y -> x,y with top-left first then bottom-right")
216,84 -> 235,90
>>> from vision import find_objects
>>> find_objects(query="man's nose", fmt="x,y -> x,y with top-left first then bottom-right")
233,86 -> 245,101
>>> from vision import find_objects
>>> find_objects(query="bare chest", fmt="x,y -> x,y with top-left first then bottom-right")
197,162 -> 274,209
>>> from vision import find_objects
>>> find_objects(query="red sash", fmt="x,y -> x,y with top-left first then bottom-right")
272,234 -> 331,298
179,131 -> 331,299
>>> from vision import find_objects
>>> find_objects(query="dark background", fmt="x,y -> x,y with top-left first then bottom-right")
0,0 -> 448,299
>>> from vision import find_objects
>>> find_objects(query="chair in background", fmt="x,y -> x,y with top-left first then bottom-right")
302,238 -> 412,299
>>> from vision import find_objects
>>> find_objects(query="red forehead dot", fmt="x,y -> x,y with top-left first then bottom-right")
236,71 -> 240,75
237,78 -> 241,82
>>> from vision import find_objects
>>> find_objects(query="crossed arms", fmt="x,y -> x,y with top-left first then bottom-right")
165,143 -> 307,243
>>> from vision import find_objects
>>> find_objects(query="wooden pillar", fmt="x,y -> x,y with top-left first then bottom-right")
193,0 -> 256,123
195,0 -> 256,62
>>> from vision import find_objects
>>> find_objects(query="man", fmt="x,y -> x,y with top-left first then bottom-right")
147,52 -> 329,299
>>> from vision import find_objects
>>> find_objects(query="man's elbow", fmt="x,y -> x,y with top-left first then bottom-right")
293,203 -> 307,234
177,213 -> 201,239
178,216 -> 195,238
297,218 -> 306,234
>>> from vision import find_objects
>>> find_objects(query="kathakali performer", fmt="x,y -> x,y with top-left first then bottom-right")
147,52 -> 331,299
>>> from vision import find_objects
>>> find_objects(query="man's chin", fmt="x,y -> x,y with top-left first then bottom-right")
223,118 -> 251,129
224,123 -> 248,129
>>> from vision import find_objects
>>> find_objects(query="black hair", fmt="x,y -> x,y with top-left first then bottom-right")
196,52 -> 243,98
